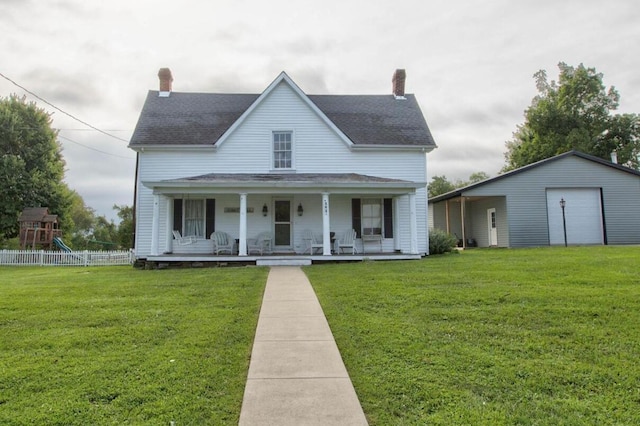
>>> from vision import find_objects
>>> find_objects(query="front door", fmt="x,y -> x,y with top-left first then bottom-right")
274,200 -> 292,250
487,208 -> 498,246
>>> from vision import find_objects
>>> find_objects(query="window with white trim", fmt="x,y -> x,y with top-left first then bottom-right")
184,199 -> 205,237
174,199 -> 215,238
273,131 -> 292,169
362,198 -> 382,236
352,198 -> 394,238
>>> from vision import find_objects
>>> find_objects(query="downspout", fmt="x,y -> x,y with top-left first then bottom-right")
131,152 -> 139,250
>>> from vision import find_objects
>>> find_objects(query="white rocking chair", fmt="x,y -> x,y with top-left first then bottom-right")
302,229 -> 324,254
172,230 -> 196,245
337,229 -> 358,254
247,232 -> 272,255
211,231 -> 234,255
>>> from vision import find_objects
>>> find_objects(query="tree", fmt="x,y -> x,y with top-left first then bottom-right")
468,171 -> 490,184
428,175 -> 456,198
504,63 -> 640,171
0,95 -> 71,239
428,172 -> 491,198
67,190 -> 97,249
89,216 -> 118,250
114,204 -> 133,249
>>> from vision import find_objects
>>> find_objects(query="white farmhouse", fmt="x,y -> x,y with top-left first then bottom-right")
129,69 -> 437,265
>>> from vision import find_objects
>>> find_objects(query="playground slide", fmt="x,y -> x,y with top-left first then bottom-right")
53,236 -> 72,253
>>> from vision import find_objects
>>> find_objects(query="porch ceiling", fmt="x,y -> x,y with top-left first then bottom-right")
143,172 -> 426,195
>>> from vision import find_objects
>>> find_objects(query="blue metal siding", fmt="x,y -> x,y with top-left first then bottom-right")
462,156 -> 640,246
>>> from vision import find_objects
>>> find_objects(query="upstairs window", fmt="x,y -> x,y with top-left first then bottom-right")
273,131 -> 292,169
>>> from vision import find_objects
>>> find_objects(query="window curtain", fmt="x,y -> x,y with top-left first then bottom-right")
362,198 -> 382,235
184,199 -> 204,237
353,198 -> 393,237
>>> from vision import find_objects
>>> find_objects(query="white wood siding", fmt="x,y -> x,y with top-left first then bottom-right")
134,81 -> 429,257
138,83 -> 427,181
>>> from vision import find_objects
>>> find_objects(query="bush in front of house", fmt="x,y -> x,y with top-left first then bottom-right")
428,228 -> 458,255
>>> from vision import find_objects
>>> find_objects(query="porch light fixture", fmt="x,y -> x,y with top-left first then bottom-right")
297,203 -> 304,216
262,204 -> 268,217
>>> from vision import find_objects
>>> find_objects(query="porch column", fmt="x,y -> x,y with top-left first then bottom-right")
409,192 -> 418,254
151,194 -> 160,256
393,197 -> 401,251
165,197 -> 173,253
322,192 -> 331,255
238,193 -> 247,256
445,200 -> 450,233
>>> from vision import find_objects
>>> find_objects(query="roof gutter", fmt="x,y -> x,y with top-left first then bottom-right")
143,179 -> 426,189
350,144 -> 436,153
142,179 -> 426,196
128,144 -> 217,152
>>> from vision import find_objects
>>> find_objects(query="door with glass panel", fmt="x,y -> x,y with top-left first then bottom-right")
487,208 -> 498,246
273,200 -> 292,250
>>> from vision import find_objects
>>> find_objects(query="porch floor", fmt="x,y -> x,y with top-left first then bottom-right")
145,252 -> 422,266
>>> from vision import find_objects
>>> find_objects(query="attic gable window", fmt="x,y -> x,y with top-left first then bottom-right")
272,131 -> 293,169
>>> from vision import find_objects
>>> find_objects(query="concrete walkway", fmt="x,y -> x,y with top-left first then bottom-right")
239,266 -> 368,425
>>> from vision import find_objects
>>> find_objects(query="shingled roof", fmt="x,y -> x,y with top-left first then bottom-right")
308,94 -> 435,146
18,207 -> 58,223
129,74 -> 436,148
142,173 -> 425,192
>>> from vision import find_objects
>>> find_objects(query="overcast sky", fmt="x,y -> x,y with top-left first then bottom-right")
1,0 -> 639,221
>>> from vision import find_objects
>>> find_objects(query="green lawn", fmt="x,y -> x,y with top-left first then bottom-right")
2,248 -> 639,425
305,246 -> 640,425
0,266 -> 268,425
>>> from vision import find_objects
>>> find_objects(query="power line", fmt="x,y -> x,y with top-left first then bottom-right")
0,126 -> 132,133
58,135 -> 135,161
0,71 -> 130,143
58,128 -> 131,132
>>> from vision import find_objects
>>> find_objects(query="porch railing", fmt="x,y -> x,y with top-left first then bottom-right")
0,249 -> 135,267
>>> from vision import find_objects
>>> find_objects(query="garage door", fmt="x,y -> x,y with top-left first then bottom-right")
546,188 -> 604,245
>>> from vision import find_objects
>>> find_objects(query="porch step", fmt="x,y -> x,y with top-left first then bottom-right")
256,258 -> 312,266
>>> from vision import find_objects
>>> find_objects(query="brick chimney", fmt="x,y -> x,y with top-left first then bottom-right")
392,69 -> 406,98
158,68 -> 173,97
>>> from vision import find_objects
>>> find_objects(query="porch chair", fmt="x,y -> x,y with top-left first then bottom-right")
211,231 -> 234,255
302,229 -> 324,254
337,229 -> 358,254
172,230 -> 196,245
247,232 -> 272,255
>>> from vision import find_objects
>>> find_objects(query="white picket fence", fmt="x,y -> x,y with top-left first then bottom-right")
0,249 -> 134,267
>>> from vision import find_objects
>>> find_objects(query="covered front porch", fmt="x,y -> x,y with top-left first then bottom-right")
140,173 -> 425,261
